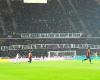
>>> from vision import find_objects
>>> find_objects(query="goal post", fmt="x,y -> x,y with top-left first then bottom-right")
48,50 -> 76,58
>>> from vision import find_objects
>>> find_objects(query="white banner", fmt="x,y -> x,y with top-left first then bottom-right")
1,44 -> 100,51
24,0 -> 47,3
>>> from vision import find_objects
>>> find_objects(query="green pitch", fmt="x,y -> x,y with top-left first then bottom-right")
0,60 -> 100,80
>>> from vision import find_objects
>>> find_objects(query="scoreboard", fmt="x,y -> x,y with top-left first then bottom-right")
24,0 -> 47,3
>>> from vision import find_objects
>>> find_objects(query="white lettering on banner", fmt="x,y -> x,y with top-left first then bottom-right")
21,33 -> 83,38
1,44 -> 100,51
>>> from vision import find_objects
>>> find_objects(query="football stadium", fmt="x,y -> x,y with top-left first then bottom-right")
0,0 -> 100,80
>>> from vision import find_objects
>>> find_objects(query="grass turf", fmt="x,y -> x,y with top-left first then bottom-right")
0,60 -> 100,80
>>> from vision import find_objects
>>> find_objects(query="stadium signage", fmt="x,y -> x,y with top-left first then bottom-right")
1,44 -> 100,51
24,0 -> 47,3
21,33 -> 83,38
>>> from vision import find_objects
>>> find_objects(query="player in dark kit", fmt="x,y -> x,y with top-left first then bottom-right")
28,52 -> 32,63
82,48 -> 92,64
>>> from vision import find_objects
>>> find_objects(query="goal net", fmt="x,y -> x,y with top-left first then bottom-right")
48,50 -> 76,59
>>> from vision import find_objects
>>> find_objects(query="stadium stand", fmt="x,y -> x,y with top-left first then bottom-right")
0,0 -> 100,36
0,0 -> 100,58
